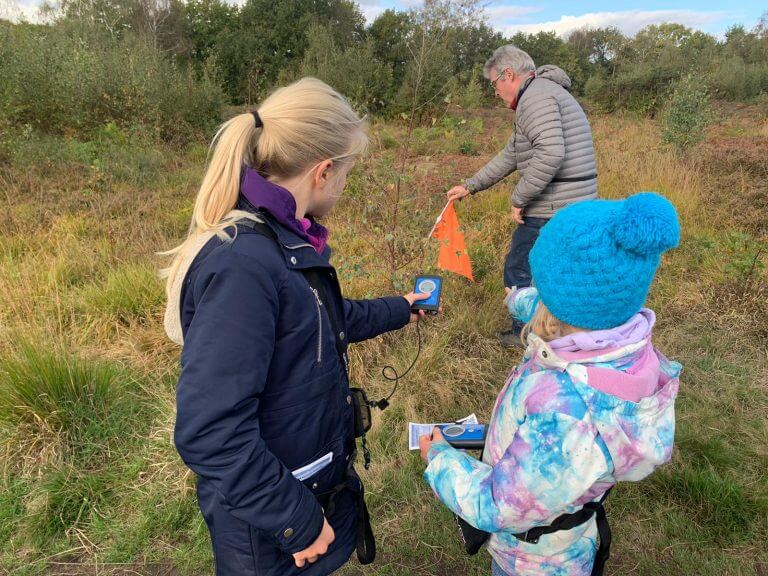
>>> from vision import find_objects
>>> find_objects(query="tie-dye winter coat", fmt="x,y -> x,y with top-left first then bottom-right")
424,288 -> 681,575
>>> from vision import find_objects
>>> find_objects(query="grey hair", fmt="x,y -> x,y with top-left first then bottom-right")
483,45 -> 535,79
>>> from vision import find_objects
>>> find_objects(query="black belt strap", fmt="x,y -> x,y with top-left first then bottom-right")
591,497 -> 611,575
316,460 -> 376,565
513,488 -> 612,576
550,174 -> 597,183
350,466 -> 376,564
455,487 -> 611,575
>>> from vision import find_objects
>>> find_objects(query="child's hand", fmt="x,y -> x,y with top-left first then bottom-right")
403,291 -> 442,324
419,427 -> 446,462
292,518 -> 335,567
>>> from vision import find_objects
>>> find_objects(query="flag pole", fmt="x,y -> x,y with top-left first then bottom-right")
427,199 -> 453,239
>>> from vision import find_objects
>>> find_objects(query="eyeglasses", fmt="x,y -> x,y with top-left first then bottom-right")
491,69 -> 507,90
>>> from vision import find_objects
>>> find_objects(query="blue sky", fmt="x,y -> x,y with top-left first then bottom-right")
4,0 -> 766,37
358,0 -> 765,37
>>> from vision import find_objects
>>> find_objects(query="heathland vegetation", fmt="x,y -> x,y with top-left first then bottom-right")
1,1 -> 767,574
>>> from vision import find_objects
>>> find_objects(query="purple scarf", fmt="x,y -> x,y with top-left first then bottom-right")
240,167 -> 329,254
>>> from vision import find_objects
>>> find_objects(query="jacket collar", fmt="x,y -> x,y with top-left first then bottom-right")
240,166 -> 329,254
236,195 -> 333,271
525,334 -> 649,371
513,73 -> 536,110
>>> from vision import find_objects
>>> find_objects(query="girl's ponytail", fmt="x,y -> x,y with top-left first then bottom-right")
161,113 -> 261,299
193,113 -> 260,234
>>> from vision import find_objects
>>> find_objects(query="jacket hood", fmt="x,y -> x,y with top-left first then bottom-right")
526,333 -> 681,482
536,65 -> 571,90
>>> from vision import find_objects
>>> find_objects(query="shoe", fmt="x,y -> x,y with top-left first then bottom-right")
497,329 -> 524,349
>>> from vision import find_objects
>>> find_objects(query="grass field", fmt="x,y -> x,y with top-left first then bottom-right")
1,104 -> 766,575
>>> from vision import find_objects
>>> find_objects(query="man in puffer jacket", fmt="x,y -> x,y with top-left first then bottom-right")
447,45 -> 598,347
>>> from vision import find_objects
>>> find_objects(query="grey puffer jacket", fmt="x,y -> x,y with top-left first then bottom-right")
465,65 -> 598,219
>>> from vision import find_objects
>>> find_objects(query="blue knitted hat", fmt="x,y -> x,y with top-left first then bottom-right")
529,192 -> 680,330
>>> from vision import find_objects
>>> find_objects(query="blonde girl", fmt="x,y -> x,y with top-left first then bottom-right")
165,78 -> 428,576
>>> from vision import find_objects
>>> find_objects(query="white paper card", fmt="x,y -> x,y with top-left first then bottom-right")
408,413 -> 478,450
292,451 -> 333,481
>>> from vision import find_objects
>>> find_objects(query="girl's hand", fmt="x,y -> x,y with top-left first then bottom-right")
503,286 -> 514,307
419,427 -> 446,462
402,291 -> 441,323
292,519 -> 335,567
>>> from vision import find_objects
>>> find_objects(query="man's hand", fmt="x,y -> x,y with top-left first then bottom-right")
293,519 -> 335,567
419,427 -> 446,462
447,185 -> 471,202
512,206 -> 524,225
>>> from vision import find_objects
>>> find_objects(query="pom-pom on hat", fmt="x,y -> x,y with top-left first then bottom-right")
529,192 -> 680,330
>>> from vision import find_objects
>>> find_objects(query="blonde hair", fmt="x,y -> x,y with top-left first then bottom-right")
162,77 -> 368,296
522,301 -> 582,343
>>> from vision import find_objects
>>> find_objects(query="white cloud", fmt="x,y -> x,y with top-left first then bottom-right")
501,9 -> 727,37
360,2 -> 387,23
366,1 -> 541,24
484,5 -> 542,23
0,0 -> 45,22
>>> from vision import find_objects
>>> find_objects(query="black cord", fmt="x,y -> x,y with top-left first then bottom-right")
371,318 -> 422,410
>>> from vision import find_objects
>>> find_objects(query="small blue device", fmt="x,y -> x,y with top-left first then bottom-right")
412,275 -> 442,315
438,423 -> 487,449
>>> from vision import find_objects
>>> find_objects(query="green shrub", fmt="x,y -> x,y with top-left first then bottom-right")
301,23 -> 393,114
0,24 -> 224,142
707,56 -> 768,101
584,74 -> 610,110
392,40 -> 455,120
447,66 -> 488,110
661,74 -> 712,152
2,123 -> 166,186
458,140 -> 478,155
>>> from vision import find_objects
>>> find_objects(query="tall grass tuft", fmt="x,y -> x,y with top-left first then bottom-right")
0,342 -> 148,471
0,343 -> 117,436
0,343 -> 158,554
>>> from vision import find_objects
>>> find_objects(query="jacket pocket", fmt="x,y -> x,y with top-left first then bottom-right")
297,453 -> 338,494
299,436 -> 346,495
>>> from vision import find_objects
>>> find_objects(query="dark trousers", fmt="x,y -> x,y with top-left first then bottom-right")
503,216 -> 549,333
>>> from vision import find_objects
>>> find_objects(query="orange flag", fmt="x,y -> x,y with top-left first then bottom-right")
430,201 -> 474,281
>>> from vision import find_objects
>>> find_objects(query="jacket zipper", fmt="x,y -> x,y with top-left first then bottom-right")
311,287 -> 323,362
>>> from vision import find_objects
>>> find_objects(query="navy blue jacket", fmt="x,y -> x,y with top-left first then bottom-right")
174,207 -> 411,576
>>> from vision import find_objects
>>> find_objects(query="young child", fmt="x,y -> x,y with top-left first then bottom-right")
164,78 -> 430,576
419,192 -> 681,575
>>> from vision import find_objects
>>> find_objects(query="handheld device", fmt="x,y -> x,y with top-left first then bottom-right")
411,275 -> 442,315
438,423 -> 487,450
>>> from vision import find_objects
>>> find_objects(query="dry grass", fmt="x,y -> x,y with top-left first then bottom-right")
0,106 -> 766,575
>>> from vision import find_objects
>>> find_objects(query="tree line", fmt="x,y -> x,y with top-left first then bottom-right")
1,0 -> 766,142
